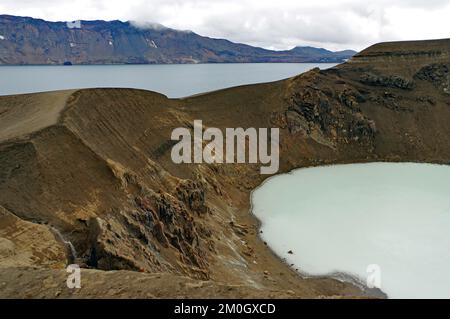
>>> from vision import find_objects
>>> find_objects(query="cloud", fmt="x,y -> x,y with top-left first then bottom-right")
0,0 -> 449,51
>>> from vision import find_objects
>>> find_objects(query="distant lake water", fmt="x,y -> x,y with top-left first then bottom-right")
0,63 -> 336,98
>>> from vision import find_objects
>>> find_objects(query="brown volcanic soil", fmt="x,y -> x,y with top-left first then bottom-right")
1,39 -> 450,298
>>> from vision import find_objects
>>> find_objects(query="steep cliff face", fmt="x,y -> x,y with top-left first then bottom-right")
1,39 -> 450,298
0,15 -> 355,65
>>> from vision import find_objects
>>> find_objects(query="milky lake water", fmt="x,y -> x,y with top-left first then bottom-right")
252,163 -> 450,299
0,63 -> 335,98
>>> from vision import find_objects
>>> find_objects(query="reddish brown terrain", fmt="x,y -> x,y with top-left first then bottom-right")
0,15 -> 355,65
1,39 -> 450,298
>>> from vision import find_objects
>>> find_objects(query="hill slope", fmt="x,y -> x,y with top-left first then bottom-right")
1,39 -> 450,298
0,14 -> 355,65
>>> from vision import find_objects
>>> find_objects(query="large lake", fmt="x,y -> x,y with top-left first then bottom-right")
252,163 -> 450,299
0,63 -> 336,98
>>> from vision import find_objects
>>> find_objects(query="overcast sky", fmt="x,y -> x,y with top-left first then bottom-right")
0,0 -> 449,51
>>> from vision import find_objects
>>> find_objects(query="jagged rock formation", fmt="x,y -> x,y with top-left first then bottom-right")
0,14 -> 355,65
1,39 -> 450,298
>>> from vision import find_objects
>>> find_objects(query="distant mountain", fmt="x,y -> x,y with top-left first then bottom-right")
0,15 -> 356,65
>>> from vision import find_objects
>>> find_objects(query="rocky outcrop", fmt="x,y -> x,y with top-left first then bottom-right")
0,205 -> 66,268
175,179 -> 209,215
415,63 -> 450,94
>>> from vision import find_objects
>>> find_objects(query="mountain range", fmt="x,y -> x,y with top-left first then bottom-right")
0,14 -> 356,65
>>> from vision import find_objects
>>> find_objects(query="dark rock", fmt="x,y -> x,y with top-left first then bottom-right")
0,14 -> 356,65
415,63 -> 450,94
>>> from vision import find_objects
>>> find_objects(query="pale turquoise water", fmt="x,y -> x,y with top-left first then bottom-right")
252,163 -> 450,299
0,63 -> 336,98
